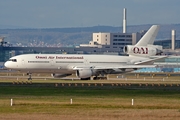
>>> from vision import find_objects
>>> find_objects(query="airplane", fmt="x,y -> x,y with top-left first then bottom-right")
4,25 -> 164,80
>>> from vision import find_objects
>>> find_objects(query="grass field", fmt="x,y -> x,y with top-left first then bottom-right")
0,86 -> 180,120
1,72 -> 180,119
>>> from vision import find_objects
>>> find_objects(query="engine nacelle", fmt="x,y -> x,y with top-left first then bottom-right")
76,69 -> 93,79
51,73 -> 72,78
123,45 -> 162,57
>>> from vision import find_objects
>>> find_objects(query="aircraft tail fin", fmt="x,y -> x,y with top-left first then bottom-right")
123,25 -> 162,57
135,25 -> 160,46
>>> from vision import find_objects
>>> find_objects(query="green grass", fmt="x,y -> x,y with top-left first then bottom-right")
0,87 -> 180,107
0,86 -> 180,120
1,72 -> 180,119
0,86 -> 180,97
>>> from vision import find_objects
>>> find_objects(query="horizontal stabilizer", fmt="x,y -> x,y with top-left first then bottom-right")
134,56 -> 167,65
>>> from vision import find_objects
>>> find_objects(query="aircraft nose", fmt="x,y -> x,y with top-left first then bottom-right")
4,61 -> 10,68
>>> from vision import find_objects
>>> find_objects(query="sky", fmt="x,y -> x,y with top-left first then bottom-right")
0,0 -> 179,28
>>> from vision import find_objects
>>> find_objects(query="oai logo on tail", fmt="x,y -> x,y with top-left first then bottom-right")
133,47 -> 148,54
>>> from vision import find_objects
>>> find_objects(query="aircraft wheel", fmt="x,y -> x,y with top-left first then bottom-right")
81,77 -> 90,80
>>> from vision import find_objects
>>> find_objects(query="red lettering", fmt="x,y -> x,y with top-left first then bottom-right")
146,47 -> 148,54
56,56 -> 84,59
133,47 -> 148,54
133,47 -> 140,54
141,47 -> 145,54
48,56 -> 54,59
36,56 -> 47,59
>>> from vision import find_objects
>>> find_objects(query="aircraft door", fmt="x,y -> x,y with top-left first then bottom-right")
84,59 -> 89,65
50,60 -> 54,66
21,59 -> 25,68
21,59 -> 25,65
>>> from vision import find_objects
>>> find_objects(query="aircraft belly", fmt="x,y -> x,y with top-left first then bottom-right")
17,68 -> 74,74
111,68 -> 135,74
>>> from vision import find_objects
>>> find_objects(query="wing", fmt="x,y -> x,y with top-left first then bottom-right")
73,65 -> 157,70
72,56 -> 167,70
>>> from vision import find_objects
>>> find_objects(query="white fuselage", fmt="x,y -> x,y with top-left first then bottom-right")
4,54 -> 150,74
4,25 -> 160,79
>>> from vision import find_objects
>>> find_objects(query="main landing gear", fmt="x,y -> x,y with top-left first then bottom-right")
93,76 -> 107,80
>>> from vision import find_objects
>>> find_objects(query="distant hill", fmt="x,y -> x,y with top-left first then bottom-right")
0,24 -> 180,46
0,24 -> 27,29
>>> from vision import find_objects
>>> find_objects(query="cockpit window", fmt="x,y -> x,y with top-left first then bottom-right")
8,59 -> 17,62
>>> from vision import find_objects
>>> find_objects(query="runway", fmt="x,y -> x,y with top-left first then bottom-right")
0,71 -> 180,90
0,80 -> 180,91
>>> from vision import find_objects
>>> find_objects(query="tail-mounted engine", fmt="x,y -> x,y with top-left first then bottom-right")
123,45 -> 162,57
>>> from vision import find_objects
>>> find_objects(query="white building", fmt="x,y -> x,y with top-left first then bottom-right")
79,8 -> 147,53
80,31 -> 145,52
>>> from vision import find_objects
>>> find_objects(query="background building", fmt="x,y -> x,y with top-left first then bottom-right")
80,31 -> 145,52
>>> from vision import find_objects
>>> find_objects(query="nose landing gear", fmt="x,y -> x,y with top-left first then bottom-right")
27,73 -> 32,80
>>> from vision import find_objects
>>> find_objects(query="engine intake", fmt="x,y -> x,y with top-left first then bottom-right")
76,69 -> 93,79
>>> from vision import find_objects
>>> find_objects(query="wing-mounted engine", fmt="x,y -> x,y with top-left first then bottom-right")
123,45 -> 163,57
51,73 -> 72,78
76,69 -> 93,79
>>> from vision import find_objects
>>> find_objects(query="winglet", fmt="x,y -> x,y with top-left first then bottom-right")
135,25 -> 160,46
